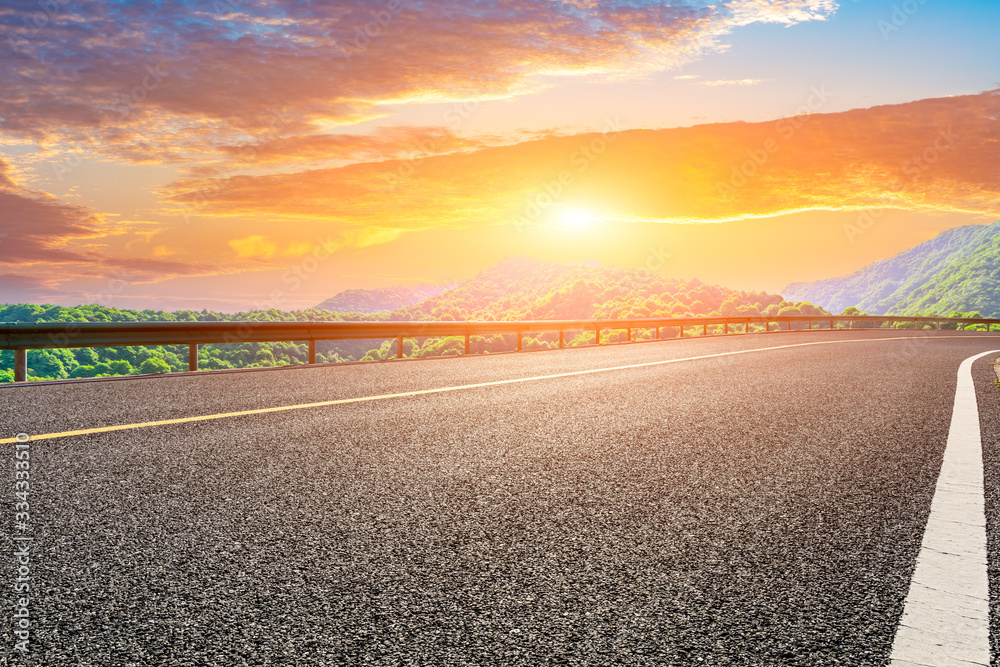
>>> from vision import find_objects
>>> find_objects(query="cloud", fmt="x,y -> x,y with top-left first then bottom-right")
0,157 -> 104,264
229,235 -> 278,259
226,235 -> 351,260
0,158 -> 16,189
163,89 -> 1000,227
0,0 -> 839,163
728,0 -> 838,26
0,273 -> 52,303
0,157 -> 215,290
99,256 -> 216,281
215,126 -> 499,167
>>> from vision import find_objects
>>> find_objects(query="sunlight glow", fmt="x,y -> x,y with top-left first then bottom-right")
556,206 -> 597,232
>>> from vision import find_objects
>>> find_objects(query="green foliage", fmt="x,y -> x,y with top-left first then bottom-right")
109,360 -> 134,375
392,257 -> 790,322
0,256 -> 831,382
138,358 -> 171,374
784,220 -> 1000,317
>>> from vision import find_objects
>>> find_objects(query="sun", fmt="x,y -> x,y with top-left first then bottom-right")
556,206 -> 596,231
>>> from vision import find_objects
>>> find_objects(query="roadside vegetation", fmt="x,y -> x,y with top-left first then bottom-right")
1,258 -> 986,382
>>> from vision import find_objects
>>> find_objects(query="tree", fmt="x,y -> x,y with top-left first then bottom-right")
73,347 -> 99,365
138,358 -> 171,374
109,360 -> 133,375
27,349 -> 71,379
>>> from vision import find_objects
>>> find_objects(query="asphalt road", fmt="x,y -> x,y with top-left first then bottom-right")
3,330 -> 1000,666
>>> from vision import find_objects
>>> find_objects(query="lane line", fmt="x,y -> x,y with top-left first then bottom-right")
889,350 -> 998,667
3,335 -> 997,445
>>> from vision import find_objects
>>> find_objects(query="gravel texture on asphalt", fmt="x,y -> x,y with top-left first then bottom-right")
2,330 -> 1000,666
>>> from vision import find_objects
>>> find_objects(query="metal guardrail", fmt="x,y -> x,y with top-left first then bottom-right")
2,314 -> 998,383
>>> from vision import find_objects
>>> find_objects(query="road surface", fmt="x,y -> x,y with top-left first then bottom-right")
3,330 -> 1000,665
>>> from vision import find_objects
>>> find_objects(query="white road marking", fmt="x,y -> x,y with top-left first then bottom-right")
889,350 -> 998,667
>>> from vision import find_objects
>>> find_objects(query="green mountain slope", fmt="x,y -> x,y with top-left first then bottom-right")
782,221 -> 1000,316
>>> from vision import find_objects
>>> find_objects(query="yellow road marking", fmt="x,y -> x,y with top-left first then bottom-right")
3,334 -> 996,444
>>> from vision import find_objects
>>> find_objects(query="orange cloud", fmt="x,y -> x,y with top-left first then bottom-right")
229,235 -> 278,259
0,156 -> 217,296
164,90 -> 1000,229
216,126 -> 500,167
0,158 -> 104,264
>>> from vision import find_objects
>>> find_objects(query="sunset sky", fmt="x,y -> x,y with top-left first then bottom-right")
1,0 -> 998,310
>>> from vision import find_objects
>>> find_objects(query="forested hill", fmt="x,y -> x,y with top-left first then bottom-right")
314,284 -> 447,313
783,221 -> 1000,316
1,257 -> 829,382
393,256 -> 802,320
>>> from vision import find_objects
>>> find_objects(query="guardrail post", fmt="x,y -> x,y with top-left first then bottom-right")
724,323 -> 728,335
397,336 -> 404,359
308,340 -> 316,364
14,349 -> 27,383
517,332 -> 522,351
627,328 -> 632,342
808,320 -> 812,330
746,320 -> 750,334
850,320 -> 854,329
830,319 -> 834,330
679,325 -> 684,338
596,329 -> 601,345
702,324 -> 707,336
655,327 -> 660,340
786,321 -> 791,331
188,344 -> 198,372
464,334 -> 470,355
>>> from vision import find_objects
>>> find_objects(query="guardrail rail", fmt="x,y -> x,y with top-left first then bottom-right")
3,314 -> 998,383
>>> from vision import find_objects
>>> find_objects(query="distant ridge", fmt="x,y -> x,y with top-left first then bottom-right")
782,221 -> 1000,316
315,284 -> 448,313
389,255 -> 797,321
2,256 -> 824,381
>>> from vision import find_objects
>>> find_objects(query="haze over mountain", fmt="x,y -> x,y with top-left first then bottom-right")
783,221 -> 1000,317
314,284 -> 449,313
389,256 -> 809,321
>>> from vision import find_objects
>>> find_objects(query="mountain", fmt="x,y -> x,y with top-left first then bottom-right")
2,256 -> 828,381
391,256 -> 804,320
782,221 -> 1000,317
314,283 -> 448,313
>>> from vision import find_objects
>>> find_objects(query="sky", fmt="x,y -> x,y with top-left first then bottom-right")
1,0 -> 998,311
